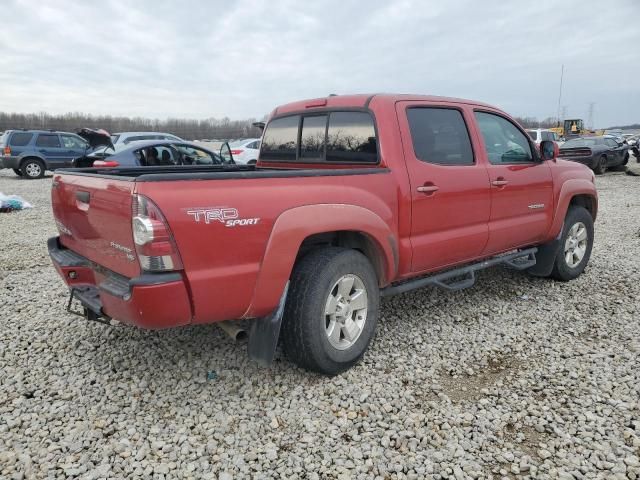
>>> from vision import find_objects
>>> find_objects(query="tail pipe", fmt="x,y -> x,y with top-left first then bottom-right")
217,320 -> 248,342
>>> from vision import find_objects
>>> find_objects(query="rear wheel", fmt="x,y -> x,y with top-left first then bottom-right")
21,159 -> 45,179
281,247 -> 379,375
550,206 -> 594,281
12,168 -> 23,177
593,155 -> 607,175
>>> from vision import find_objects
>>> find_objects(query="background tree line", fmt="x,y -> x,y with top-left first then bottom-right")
0,111 -> 265,140
513,116 -> 559,129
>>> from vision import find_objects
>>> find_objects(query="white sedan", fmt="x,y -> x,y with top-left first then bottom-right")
229,138 -> 261,164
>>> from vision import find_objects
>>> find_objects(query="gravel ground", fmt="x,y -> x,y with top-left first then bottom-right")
0,166 -> 639,480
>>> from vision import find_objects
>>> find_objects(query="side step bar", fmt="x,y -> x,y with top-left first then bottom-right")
380,248 -> 537,297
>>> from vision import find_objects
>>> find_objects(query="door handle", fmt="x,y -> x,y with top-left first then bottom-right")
491,178 -> 508,187
75,191 -> 91,203
417,184 -> 439,194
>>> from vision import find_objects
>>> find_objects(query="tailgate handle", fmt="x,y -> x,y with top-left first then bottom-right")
75,191 -> 91,203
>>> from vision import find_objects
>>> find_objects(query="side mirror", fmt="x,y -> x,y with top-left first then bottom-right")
219,142 -> 234,164
540,140 -> 558,161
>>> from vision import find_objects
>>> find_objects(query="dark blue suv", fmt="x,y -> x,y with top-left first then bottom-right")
0,130 -> 95,179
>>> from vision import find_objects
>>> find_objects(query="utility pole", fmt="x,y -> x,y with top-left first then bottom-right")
587,102 -> 595,130
556,64 -> 564,126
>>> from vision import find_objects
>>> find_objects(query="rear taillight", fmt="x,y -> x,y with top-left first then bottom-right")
132,195 -> 183,272
3,146 -> 10,156
93,160 -> 119,167
230,149 -> 244,155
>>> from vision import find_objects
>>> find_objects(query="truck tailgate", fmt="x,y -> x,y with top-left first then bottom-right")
51,173 -> 140,278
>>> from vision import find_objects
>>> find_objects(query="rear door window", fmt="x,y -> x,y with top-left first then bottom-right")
326,112 -> 377,163
9,132 -> 34,146
35,134 -> 61,148
260,115 -> 299,161
406,108 -> 474,165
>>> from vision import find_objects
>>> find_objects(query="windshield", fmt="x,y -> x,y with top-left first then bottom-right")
562,138 -> 597,147
110,135 -> 120,144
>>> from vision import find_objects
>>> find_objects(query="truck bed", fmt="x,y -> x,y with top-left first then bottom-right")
59,164 -> 389,181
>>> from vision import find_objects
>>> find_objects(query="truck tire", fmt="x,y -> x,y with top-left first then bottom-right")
550,206 -> 594,281
281,247 -> 379,375
21,158 -> 45,179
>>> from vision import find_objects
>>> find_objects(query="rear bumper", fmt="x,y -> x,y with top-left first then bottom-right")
48,237 -> 192,329
1,156 -> 20,169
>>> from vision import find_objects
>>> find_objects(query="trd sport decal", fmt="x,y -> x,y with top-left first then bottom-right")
185,207 -> 260,227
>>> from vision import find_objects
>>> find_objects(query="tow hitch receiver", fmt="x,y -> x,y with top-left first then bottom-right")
66,287 -> 112,325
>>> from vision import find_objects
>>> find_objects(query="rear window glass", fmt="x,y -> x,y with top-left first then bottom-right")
562,138 -> 597,147
35,134 -> 61,148
542,131 -> 554,141
407,108 -> 474,165
0,131 -> 8,145
9,132 -> 34,146
326,112 -> 377,163
124,135 -> 161,144
300,115 -> 327,160
526,130 -> 538,140
260,115 -> 299,161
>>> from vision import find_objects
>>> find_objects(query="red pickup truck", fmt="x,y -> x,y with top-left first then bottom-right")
49,94 -> 598,374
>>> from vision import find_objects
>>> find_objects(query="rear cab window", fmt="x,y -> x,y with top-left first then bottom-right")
9,132 -> 34,147
260,111 -> 378,164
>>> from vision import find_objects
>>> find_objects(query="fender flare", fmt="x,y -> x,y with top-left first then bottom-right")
19,154 -> 47,167
548,178 -> 598,239
244,204 -> 397,318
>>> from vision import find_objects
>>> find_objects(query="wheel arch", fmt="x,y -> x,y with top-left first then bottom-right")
549,179 -> 598,239
19,154 -> 47,167
243,204 -> 397,318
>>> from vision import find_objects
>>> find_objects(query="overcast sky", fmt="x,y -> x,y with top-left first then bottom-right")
1,0 -> 638,127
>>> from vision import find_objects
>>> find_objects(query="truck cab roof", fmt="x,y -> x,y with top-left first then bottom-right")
272,93 -> 495,116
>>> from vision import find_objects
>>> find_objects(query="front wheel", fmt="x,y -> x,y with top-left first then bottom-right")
622,152 -> 629,166
550,206 -> 594,281
281,247 -> 379,375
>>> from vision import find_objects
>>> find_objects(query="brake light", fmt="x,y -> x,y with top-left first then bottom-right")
93,160 -> 119,167
3,146 -> 10,156
230,149 -> 244,155
132,195 -> 183,272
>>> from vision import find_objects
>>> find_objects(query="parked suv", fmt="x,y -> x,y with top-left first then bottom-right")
1,130 -> 93,179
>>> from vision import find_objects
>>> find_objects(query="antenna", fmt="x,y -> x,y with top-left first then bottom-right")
556,64 -> 564,126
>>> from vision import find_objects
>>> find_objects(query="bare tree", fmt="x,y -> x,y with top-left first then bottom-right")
0,111 -> 264,140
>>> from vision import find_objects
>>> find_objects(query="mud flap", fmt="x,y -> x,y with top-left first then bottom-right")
247,282 -> 289,367
527,235 -> 562,277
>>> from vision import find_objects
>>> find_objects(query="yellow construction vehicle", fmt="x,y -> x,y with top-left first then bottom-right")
550,119 -> 586,139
